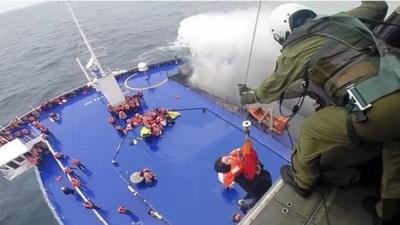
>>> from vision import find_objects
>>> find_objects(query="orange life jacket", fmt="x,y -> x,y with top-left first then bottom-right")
64,167 -> 73,174
222,150 -> 243,188
71,178 -> 80,187
84,201 -> 94,209
222,140 -> 260,187
241,139 -> 259,181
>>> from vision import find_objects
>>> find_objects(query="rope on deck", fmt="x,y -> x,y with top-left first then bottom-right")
111,134 -> 129,162
44,140 -> 109,225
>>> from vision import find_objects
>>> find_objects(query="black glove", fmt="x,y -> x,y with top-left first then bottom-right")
238,83 -> 251,93
238,84 -> 257,105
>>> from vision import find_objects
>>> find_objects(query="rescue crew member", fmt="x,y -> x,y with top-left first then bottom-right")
239,1 -> 400,223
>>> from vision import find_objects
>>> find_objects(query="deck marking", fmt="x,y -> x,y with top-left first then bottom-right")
84,101 -> 93,106
124,73 -> 168,91
84,96 -> 104,106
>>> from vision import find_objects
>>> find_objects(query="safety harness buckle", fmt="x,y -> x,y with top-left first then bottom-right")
346,84 -> 372,111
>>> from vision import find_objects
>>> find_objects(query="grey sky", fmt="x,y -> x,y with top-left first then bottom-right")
0,1 -> 43,14
0,1 -> 398,15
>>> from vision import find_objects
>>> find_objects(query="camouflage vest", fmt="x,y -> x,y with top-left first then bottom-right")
284,15 -> 400,111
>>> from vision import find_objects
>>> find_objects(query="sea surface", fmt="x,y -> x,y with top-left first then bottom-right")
0,1 -> 398,225
0,2 -> 255,224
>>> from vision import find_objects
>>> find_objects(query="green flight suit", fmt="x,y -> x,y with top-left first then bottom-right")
255,1 -> 400,220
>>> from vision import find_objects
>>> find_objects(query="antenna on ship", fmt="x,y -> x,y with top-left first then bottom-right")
67,1 -> 126,106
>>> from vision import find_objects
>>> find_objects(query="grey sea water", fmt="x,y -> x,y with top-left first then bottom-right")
0,2 -> 255,225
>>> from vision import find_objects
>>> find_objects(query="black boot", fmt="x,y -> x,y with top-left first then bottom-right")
363,196 -> 382,225
280,165 -> 312,198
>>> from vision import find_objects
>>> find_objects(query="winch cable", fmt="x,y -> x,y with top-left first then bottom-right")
243,0 -> 262,86
241,0 -> 262,124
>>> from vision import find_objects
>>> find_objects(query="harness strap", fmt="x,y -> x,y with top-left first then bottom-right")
346,113 -> 363,146
287,15 -> 400,112
350,54 -> 400,111
326,16 -> 400,111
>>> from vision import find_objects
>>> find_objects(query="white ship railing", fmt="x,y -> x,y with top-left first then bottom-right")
240,179 -> 284,225
43,140 -> 109,225
34,167 -> 65,225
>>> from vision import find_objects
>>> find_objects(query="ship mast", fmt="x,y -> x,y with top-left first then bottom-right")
67,2 -> 106,78
67,2 -> 125,106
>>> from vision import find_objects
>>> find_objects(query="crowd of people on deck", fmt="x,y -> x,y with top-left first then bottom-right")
0,82 -> 178,220
138,108 -> 175,137
0,85 -> 92,147
104,90 -> 182,138
0,118 -> 40,147
107,92 -> 147,134
0,83 -> 166,218
107,92 -> 144,117
0,140 -> 47,166
25,142 -> 49,166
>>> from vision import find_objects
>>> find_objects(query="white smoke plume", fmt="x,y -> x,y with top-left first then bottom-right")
175,7 -> 281,102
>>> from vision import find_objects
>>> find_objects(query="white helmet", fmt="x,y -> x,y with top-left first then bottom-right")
269,3 -> 317,45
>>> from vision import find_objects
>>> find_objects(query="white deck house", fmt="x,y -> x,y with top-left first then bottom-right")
0,135 -> 44,180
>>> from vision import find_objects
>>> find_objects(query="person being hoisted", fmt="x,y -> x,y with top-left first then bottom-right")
216,148 -> 244,189
239,1 -> 400,224
215,133 -> 271,211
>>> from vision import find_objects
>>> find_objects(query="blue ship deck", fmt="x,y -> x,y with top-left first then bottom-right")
37,61 -> 291,225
